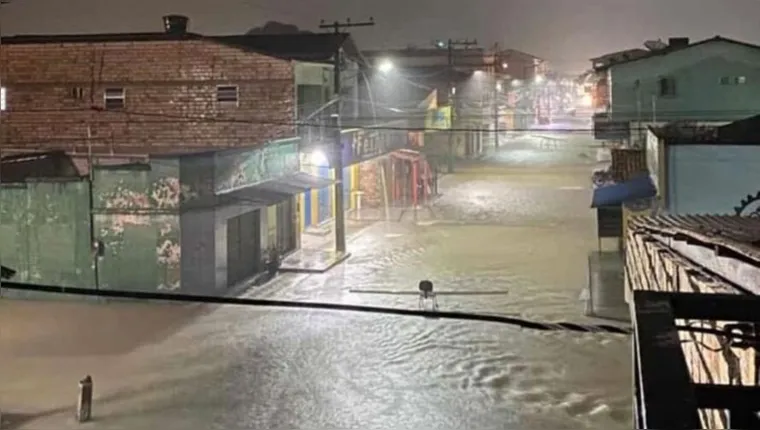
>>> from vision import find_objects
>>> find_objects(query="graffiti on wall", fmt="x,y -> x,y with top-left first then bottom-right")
93,161 -> 187,292
214,138 -> 300,194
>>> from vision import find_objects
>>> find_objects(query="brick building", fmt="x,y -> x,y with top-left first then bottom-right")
0,15 -> 361,157
625,215 -> 760,428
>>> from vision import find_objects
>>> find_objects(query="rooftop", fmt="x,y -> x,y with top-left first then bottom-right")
629,215 -> 760,287
0,32 -> 360,63
649,114 -> 760,143
0,151 -> 83,182
592,36 -> 760,71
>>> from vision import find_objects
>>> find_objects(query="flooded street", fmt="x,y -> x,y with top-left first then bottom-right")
0,130 -> 632,429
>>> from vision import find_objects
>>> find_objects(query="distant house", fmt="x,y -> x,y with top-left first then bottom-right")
592,36 -> 760,146
647,114 -> 760,215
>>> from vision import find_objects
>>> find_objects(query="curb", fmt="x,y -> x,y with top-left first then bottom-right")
279,252 -> 352,274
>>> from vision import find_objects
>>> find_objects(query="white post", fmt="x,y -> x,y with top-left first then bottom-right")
354,190 -> 364,220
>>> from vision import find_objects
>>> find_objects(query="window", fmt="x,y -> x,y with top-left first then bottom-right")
216,85 -> 239,105
1,87 -> 6,111
719,76 -> 747,85
104,88 -> 125,110
658,77 -> 676,97
70,87 -> 85,100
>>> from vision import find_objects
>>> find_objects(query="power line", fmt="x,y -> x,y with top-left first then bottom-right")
0,280 -> 633,335
1,107 -> 751,134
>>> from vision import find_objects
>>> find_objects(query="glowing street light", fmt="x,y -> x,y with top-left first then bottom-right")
496,81 -> 503,91
534,75 -> 544,84
310,149 -> 329,167
511,79 -> 522,87
377,59 -> 394,73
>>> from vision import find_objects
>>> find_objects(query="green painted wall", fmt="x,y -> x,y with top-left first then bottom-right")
0,181 -> 93,289
92,160 -> 183,292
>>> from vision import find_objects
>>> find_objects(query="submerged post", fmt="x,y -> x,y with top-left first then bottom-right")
76,375 -> 93,423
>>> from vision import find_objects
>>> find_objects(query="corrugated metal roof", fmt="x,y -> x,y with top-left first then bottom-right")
630,215 -> 760,263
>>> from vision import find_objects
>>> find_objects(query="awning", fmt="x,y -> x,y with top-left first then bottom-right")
591,174 -> 656,208
218,172 -> 334,208
255,172 -> 334,194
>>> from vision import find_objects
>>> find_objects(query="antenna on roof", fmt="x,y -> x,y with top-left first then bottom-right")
644,39 -> 667,51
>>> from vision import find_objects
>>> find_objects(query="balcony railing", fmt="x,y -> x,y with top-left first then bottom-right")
632,290 -> 760,429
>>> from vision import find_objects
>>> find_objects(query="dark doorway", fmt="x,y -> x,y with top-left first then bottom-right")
276,198 -> 297,254
226,210 -> 261,288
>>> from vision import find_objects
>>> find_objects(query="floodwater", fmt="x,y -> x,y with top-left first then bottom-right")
0,128 -> 632,429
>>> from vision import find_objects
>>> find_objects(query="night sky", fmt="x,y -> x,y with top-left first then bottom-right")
3,0 -> 760,72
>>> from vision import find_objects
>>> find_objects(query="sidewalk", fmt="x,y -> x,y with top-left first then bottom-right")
278,218 -> 374,274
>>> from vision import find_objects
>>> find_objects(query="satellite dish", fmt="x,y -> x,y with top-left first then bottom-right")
644,40 -> 667,51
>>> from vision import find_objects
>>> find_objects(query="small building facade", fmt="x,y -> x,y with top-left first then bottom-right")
647,115 -> 760,216
592,37 -> 760,146
0,139 -> 333,297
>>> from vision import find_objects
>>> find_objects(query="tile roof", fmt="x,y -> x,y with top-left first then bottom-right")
629,214 -> 760,264
610,148 -> 647,182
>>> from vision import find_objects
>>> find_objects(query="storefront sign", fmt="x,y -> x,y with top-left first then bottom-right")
425,106 -> 451,132
214,138 -> 300,194
347,128 -> 406,164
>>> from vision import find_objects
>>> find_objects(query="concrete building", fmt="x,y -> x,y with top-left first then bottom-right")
0,15 -> 362,156
646,114 -> 760,215
592,36 -> 760,146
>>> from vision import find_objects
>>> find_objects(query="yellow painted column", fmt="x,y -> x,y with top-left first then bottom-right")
349,164 -> 358,210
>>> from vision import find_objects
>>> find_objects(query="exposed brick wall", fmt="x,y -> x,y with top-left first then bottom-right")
625,227 -> 756,429
357,157 -> 385,208
0,39 -> 296,155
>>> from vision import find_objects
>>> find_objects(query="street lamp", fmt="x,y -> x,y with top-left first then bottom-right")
535,75 -> 544,84
496,81 -> 503,91
377,59 -> 394,73
511,79 -> 522,87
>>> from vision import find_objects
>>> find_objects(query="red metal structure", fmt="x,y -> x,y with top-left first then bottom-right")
389,150 -> 434,206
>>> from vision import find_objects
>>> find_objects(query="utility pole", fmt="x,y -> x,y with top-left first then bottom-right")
318,17 -> 374,254
445,38 -> 477,174
493,42 -> 500,151
86,126 -> 100,290
0,0 -> 10,292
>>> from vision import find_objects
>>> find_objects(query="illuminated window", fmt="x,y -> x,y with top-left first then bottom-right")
1,87 -> 6,111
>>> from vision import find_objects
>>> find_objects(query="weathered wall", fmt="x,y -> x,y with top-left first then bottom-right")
0,180 -> 93,292
625,227 -> 756,428
92,160 -> 182,292
667,144 -> 760,215
1,39 -> 295,154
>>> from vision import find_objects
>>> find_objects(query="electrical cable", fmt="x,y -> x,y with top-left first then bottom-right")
0,106 -> 731,134
0,280 -> 632,335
